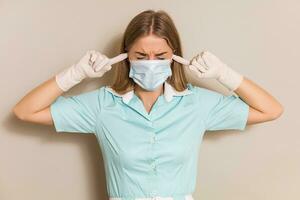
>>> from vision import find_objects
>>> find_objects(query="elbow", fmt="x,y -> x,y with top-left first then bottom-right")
12,106 -> 27,121
269,104 -> 284,120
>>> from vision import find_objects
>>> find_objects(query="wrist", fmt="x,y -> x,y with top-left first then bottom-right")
217,64 -> 244,91
55,64 -> 86,92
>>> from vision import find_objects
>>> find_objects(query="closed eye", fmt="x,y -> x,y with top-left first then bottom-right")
137,57 -> 165,60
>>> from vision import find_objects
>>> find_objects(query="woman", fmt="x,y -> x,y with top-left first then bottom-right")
12,9 -> 283,200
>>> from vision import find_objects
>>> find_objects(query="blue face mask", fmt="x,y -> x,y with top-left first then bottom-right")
129,59 -> 172,91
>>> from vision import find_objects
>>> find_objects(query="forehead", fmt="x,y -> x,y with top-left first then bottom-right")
130,34 -> 172,53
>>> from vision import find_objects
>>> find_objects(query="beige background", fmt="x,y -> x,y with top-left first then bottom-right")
1,0 -> 299,200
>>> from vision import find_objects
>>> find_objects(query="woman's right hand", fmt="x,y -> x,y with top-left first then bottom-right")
55,50 -> 128,92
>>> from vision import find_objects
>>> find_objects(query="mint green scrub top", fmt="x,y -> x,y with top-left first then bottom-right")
50,81 -> 249,200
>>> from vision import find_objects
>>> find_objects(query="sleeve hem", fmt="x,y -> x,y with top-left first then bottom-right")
50,99 -> 64,133
238,102 -> 250,131
94,87 -> 104,134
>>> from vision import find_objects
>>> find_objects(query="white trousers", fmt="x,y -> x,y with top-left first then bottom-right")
110,194 -> 194,200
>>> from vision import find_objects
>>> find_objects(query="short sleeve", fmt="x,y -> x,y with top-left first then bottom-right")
198,87 -> 249,131
50,89 -> 101,134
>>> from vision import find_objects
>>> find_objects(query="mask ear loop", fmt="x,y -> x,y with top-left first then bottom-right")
172,54 -> 190,66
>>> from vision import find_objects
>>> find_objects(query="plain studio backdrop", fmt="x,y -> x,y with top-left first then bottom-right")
0,0 -> 299,200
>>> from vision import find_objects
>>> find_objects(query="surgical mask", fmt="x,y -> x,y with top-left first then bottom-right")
129,59 -> 172,91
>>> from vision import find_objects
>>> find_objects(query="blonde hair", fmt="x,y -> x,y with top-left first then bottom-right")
110,9 -> 189,94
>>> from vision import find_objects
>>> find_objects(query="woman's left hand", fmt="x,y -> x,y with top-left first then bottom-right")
188,51 -> 244,92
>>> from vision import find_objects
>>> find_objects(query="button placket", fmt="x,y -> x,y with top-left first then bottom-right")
149,120 -> 156,144
148,120 -> 158,197
149,134 -> 157,173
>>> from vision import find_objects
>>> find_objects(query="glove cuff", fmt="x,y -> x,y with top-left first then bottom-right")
55,64 -> 85,92
217,64 -> 244,92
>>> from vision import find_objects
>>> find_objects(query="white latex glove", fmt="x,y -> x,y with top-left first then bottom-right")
55,50 -> 128,92
173,51 -> 244,91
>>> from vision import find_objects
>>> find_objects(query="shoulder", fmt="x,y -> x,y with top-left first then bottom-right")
188,83 -> 223,100
188,84 -> 236,112
97,85 -> 125,105
64,86 -> 108,109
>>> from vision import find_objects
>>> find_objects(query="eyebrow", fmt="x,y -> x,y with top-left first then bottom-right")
134,51 -> 168,56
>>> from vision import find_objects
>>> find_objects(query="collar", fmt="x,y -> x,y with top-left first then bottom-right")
104,81 -> 193,104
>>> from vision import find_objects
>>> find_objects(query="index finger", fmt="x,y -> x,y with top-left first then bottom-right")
109,53 -> 128,65
172,54 -> 190,66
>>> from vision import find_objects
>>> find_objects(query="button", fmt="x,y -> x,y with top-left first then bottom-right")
150,190 -> 157,197
150,162 -> 156,171
150,135 -> 156,143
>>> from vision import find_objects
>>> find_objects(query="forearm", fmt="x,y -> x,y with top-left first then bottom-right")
12,51 -> 127,121
12,76 -> 63,119
234,76 -> 284,119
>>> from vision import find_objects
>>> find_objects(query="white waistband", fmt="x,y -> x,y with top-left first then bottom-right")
109,194 -> 194,200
